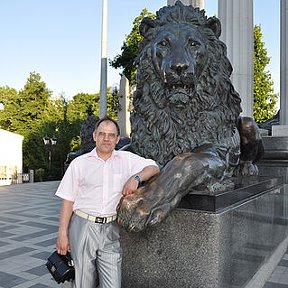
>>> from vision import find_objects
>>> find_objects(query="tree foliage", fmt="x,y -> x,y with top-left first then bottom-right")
110,9 -> 156,85
0,86 -> 19,131
0,72 -> 119,181
253,25 -> 278,123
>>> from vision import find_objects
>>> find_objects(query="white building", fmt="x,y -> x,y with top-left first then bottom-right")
0,129 -> 24,186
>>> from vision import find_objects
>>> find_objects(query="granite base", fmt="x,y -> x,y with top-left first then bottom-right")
120,178 -> 287,288
258,136 -> 288,184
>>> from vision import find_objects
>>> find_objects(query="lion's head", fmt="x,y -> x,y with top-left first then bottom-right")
130,2 -> 242,167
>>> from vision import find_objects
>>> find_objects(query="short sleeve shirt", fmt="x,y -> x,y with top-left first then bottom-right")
55,148 -> 158,217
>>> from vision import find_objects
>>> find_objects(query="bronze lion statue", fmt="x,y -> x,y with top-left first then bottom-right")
117,1 -> 263,232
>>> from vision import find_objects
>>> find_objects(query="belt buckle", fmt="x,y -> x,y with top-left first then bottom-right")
95,217 -> 104,224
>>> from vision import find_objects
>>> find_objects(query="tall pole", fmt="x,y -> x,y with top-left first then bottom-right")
48,149 -> 52,180
99,0 -> 108,118
280,0 -> 288,125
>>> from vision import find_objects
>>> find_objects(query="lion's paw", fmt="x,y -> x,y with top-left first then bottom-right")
117,185 -> 181,232
236,161 -> 259,177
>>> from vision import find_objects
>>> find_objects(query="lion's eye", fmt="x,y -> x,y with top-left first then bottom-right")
159,40 -> 168,47
188,39 -> 199,47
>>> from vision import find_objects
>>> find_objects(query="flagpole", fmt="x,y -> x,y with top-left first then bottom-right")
99,0 -> 108,118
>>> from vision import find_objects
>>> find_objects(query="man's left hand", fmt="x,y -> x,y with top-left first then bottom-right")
122,176 -> 139,196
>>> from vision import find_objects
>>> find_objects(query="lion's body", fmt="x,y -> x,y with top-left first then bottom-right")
117,2 -> 263,232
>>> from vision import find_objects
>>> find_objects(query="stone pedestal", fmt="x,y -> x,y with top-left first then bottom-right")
258,136 -> 288,183
121,177 -> 287,288
272,125 -> 288,136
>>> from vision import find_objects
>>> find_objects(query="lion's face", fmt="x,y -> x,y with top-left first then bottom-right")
131,3 -> 242,167
151,23 -> 208,108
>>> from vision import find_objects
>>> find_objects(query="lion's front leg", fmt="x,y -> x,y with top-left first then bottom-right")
117,150 -> 226,232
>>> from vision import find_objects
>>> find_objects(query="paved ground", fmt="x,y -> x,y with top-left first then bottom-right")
0,181 -> 287,288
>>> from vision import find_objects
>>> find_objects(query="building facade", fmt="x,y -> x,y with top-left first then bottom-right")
0,129 -> 24,186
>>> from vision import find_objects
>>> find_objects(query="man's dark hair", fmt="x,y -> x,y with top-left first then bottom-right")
95,115 -> 120,136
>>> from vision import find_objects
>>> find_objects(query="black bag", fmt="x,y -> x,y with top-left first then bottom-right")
46,251 -> 75,284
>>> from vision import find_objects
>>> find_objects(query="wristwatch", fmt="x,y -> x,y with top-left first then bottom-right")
133,175 -> 141,184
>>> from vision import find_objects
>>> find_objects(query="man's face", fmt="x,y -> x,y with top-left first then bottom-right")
93,120 -> 120,156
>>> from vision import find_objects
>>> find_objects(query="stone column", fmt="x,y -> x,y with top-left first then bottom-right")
218,0 -> 254,117
118,76 -> 131,138
167,0 -> 204,9
280,0 -> 288,125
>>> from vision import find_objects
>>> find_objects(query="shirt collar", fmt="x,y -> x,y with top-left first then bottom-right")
85,148 -> 120,160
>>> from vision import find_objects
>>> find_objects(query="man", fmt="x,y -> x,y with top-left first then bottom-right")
55,116 -> 160,288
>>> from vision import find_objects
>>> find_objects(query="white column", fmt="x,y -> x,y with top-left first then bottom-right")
99,0 -> 108,118
280,0 -> 288,125
118,76 -> 131,137
218,0 -> 254,117
167,0 -> 204,9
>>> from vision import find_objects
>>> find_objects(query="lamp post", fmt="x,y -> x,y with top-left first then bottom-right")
43,134 -> 57,180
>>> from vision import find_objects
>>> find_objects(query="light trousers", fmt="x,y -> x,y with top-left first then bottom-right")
68,214 -> 122,288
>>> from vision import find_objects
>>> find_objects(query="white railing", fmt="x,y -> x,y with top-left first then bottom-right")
0,170 -> 34,186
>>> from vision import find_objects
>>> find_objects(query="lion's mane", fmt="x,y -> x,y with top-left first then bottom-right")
130,2 -> 242,168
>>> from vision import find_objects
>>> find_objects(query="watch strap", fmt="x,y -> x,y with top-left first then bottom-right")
133,175 -> 141,183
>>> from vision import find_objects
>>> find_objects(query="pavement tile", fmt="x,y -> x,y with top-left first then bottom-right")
0,180 -> 287,287
0,271 -> 26,288
279,259 -> 288,267
0,247 -> 35,261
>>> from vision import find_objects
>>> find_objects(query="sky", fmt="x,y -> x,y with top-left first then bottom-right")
0,0 -> 280,100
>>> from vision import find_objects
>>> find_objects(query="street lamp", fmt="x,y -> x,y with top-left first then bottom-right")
43,134 -> 57,180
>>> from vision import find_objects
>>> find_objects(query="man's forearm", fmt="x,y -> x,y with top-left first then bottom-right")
122,165 -> 160,196
58,199 -> 74,235
137,165 -> 160,182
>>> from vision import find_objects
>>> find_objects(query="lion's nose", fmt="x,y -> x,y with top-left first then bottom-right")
170,62 -> 189,76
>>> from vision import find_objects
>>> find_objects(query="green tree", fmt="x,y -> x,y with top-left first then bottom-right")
0,86 -> 19,130
107,87 -> 119,119
253,25 -> 278,123
67,90 -> 118,123
17,72 -> 54,172
67,93 -> 100,122
2,72 -> 53,137
0,72 -> 69,179
45,96 -> 80,178
110,9 -> 156,85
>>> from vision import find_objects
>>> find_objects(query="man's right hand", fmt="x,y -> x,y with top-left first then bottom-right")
56,231 -> 70,255
56,199 -> 74,255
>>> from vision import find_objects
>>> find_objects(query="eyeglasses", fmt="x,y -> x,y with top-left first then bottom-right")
97,132 -> 118,139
